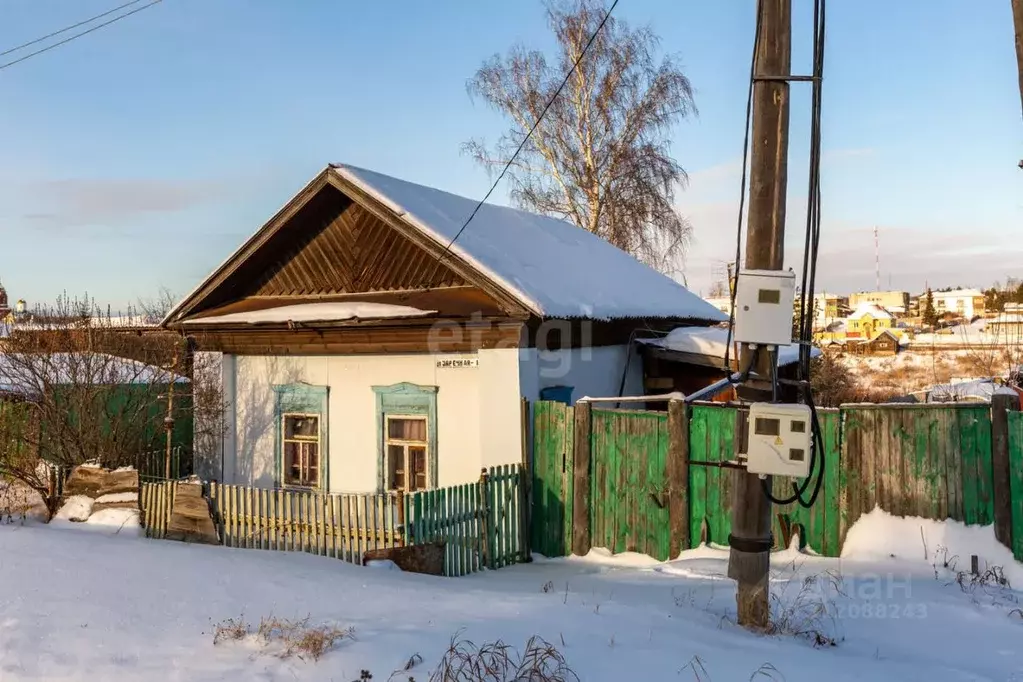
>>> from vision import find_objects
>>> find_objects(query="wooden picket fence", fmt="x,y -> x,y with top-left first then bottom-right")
404,464 -> 527,577
140,481 -> 176,539
137,468 -> 529,577
207,483 -> 404,564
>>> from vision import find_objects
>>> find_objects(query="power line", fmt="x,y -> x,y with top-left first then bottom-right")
437,0 -> 619,262
0,0 -> 162,72
0,0 -> 146,58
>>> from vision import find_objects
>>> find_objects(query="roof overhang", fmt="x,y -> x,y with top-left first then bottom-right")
162,166 -> 538,329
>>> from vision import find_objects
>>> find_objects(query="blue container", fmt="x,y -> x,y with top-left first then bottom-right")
540,385 -> 574,404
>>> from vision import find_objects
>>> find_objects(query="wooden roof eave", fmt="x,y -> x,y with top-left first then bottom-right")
162,169 -> 335,327
179,313 -> 528,334
163,167 -> 535,329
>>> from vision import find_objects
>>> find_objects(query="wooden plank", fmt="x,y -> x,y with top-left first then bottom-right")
519,398 -> 531,562
572,401 -> 592,556
340,494 -> 350,563
960,407 -> 981,525
819,410 -> 841,556
840,408 -> 860,545
1008,411 -> 1023,560
688,406 -> 708,548
975,406 -> 995,526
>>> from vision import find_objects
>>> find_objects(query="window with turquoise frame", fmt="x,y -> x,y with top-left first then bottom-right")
372,383 -> 438,493
273,383 -> 329,490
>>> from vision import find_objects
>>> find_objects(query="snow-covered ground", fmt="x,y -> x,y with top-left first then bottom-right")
839,349 -> 1001,392
2,511 -> 1023,681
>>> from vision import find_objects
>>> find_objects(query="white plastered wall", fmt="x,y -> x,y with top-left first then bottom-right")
223,350 -> 525,492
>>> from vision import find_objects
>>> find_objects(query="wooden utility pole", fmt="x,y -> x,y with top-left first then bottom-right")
727,0 -> 792,629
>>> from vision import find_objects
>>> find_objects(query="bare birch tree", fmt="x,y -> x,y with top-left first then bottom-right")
464,0 -> 696,274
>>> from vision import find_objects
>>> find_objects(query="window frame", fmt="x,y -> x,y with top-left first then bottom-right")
372,382 -> 439,493
383,414 -> 430,493
272,383 -> 329,491
280,411 -> 321,489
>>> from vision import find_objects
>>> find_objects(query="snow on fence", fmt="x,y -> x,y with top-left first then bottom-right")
403,464 -> 528,577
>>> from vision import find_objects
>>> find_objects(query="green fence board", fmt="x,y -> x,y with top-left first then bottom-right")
531,400 -> 1007,564
530,402 -> 573,558
588,409 -> 671,560
1008,411 -> 1023,561
688,404 -> 736,547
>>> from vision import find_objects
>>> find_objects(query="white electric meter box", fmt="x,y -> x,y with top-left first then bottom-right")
745,402 -> 813,478
733,269 -> 796,346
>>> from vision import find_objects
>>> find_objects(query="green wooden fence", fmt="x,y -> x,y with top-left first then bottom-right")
531,401 -> 574,558
404,464 -> 527,577
590,408 -> 671,559
688,404 -> 737,549
1008,410 -> 1023,560
532,400 -> 1010,561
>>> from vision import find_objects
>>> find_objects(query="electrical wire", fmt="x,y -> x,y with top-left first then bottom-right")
0,0 -> 146,58
762,0 -> 828,510
0,0 -> 162,72
722,0 -> 765,374
436,0 -> 619,264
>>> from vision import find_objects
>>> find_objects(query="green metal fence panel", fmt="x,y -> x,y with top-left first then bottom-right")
687,404 -> 737,548
588,408 -> 671,560
530,401 -> 574,558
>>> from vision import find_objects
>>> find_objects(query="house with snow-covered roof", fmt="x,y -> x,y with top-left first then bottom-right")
844,303 -> 897,341
163,163 -> 725,494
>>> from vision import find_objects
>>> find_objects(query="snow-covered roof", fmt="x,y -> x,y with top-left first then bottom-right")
185,302 -> 436,325
863,329 -> 900,343
638,326 -> 820,368
327,165 -> 725,321
0,352 -> 187,397
847,303 -> 894,321
926,379 -> 1020,403
931,289 -> 984,299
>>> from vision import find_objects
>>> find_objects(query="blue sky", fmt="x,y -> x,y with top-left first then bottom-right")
0,0 -> 1019,309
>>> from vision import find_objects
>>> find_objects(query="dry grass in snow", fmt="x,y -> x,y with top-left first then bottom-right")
3,510 -> 1023,680
213,614 -> 354,661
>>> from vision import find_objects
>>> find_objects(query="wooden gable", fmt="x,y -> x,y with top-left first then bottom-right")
253,196 -> 467,297
170,174 -> 528,324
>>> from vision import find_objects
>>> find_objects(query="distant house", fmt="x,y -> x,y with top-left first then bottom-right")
846,329 -> 901,356
849,291 -> 910,316
809,292 -> 848,330
986,304 -> 1023,342
845,303 -> 897,340
930,289 -> 986,320
163,163 -> 725,494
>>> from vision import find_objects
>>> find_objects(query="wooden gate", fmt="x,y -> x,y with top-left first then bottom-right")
530,401 -> 574,558
589,408 -> 671,560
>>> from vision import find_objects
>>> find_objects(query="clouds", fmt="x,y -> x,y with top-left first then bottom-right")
17,176 -> 235,230
676,146 -> 1023,296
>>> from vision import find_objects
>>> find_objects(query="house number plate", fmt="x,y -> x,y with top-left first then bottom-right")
436,357 -> 479,369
